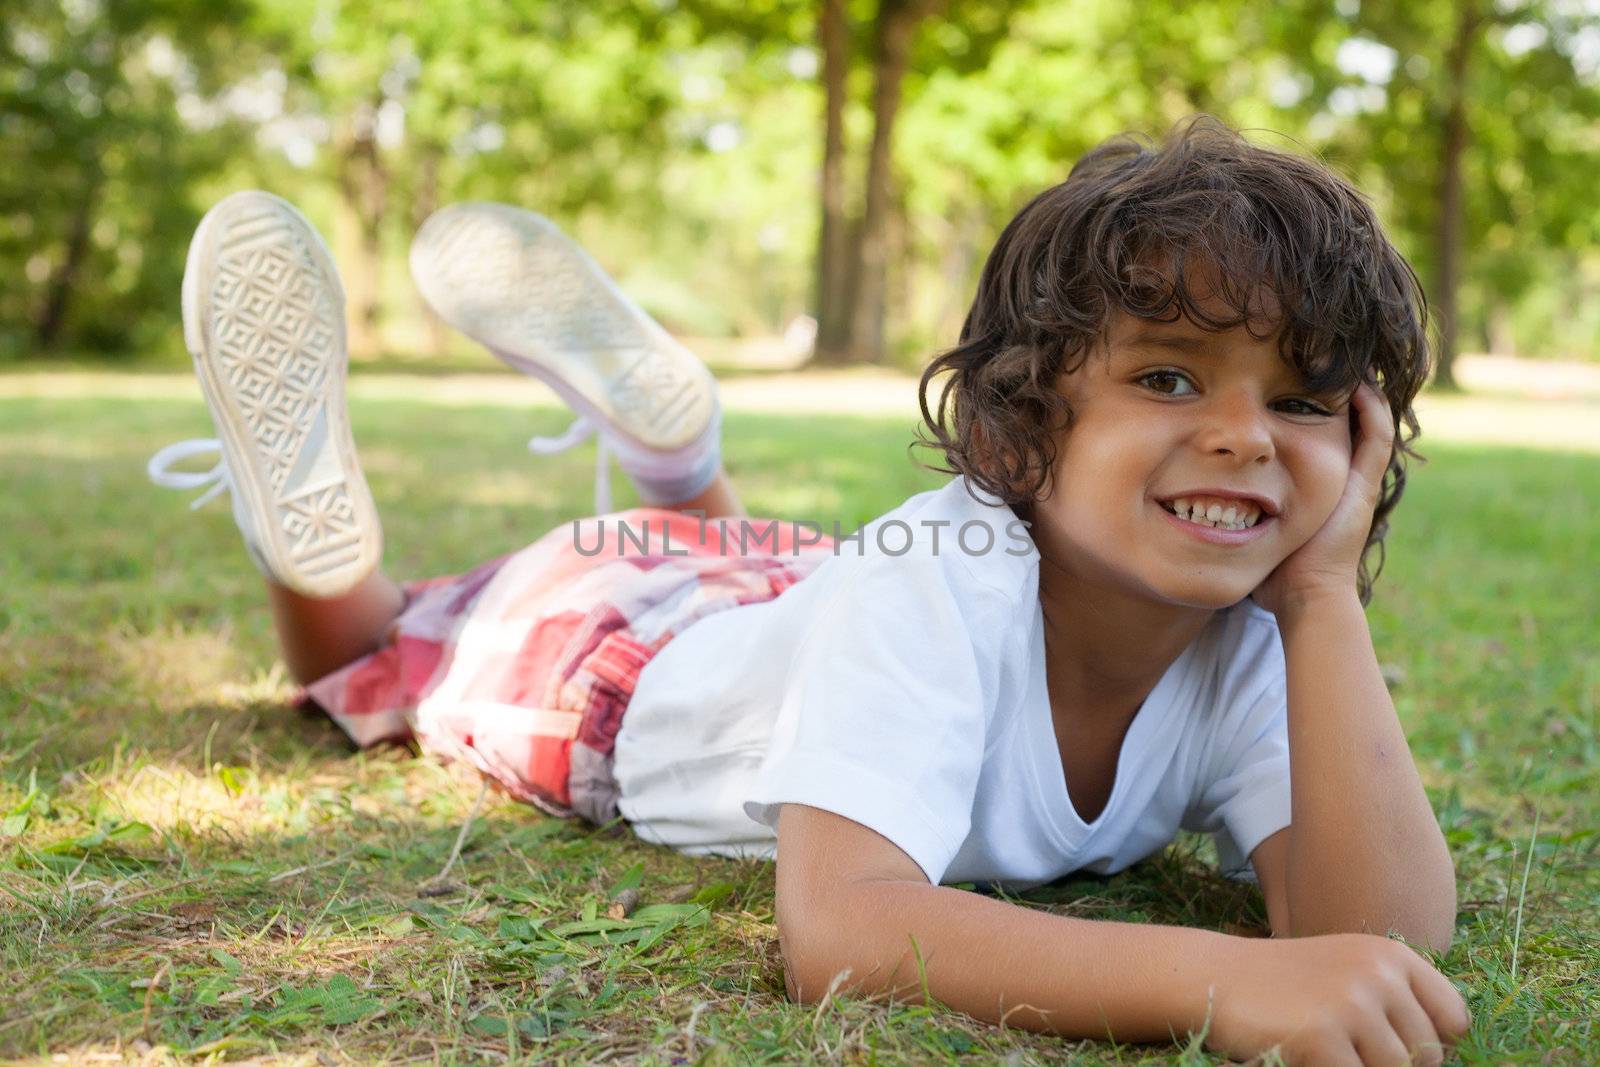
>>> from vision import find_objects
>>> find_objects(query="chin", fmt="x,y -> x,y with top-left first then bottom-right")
1146,573 -> 1264,611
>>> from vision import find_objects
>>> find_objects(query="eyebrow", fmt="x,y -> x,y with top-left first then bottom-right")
1119,331 -> 1212,353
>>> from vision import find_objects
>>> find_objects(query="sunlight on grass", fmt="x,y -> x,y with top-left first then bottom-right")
1413,393 -> 1600,454
4,358 -> 1597,454
107,622 -> 254,700
2,371 -> 1596,1062
452,470 -> 573,510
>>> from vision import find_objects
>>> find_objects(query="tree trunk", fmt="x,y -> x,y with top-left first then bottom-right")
935,206 -> 982,346
335,101 -> 387,360
810,0 -> 853,366
1433,1 -> 1479,391
411,145 -> 451,356
34,180 -> 99,352
1484,297 -> 1515,357
885,173 -> 914,360
846,0 -> 942,365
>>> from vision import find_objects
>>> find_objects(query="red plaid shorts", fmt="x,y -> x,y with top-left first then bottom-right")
304,509 -> 833,822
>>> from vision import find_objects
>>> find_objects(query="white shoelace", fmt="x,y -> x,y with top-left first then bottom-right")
147,438 -> 232,509
153,426 -> 615,517
528,417 -> 613,514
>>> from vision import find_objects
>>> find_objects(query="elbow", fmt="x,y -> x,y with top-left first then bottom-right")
778,927 -> 857,1006
775,895 -> 852,1006
1382,915 -> 1454,956
777,887 -> 902,1006
783,962 -> 839,1007
1290,860 -> 1459,954
1292,901 -> 1457,955
1403,838 -> 1461,954
1407,910 -> 1457,956
1402,866 -> 1459,955
776,866 -> 894,1006
777,926 -> 817,1005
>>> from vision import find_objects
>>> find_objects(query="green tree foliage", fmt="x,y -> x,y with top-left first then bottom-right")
245,1 -> 699,354
1313,0 -> 1600,383
807,0 -> 1027,366
2,0 -> 1595,368
846,0 -> 1600,370
0,0 -> 252,357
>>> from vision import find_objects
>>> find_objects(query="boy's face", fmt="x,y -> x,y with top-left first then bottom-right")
1031,297 -> 1356,610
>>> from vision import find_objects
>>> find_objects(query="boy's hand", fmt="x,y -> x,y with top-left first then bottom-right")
1253,382 -> 1395,617
1208,932 -> 1470,1066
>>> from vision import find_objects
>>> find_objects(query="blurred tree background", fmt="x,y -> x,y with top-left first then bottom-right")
2,0 -> 1596,383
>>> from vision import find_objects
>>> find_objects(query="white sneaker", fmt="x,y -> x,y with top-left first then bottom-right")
149,190 -> 382,598
409,201 -> 722,513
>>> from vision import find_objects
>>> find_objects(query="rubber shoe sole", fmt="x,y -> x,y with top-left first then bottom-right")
181,190 -> 382,598
409,202 -> 719,470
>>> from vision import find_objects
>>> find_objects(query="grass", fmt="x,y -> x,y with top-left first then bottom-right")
1,373 -> 1596,1063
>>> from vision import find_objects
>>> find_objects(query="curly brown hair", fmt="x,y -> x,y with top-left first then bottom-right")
914,114 -> 1432,604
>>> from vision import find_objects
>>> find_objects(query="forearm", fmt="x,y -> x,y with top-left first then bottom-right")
1278,592 -> 1456,949
782,878 -> 1234,1042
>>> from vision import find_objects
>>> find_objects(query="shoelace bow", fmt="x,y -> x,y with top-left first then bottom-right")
147,438 -> 231,509
151,421 -> 615,516
528,416 -> 613,514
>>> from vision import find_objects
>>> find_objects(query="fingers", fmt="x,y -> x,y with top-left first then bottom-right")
1351,1018 -> 1413,1067
1348,382 -> 1396,490
1407,964 -> 1473,1047
1385,996 -> 1446,1066
1312,1036 -> 1366,1067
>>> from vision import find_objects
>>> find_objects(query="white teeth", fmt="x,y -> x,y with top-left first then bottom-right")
1163,496 -> 1268,531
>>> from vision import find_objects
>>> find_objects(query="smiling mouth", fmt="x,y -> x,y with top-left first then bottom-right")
1158,497 -> 1265,532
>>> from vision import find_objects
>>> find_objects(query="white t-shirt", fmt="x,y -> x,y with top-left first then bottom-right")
613,476 -> 1292,890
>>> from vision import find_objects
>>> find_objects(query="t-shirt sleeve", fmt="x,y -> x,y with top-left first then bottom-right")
1181,673 -> 1292,884
743,553 -> 996,885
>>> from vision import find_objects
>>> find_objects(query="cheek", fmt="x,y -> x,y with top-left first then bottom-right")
1291,432 -> 1354,523
1050,421 -> 1159,515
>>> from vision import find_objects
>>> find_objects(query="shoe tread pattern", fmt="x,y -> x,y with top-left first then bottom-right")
205,201 -> 370,586
415,206 -> 714,449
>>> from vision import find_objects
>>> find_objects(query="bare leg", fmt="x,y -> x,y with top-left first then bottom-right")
657,464 -> 745,519
267,471 -> 744,686
262,459 -> 742,687
266,571 -> 406,685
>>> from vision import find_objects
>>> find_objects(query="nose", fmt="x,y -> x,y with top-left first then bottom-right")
1193,388 -> 1274,465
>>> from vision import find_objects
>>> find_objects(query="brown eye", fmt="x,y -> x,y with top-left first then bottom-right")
1275,397 -> 1333,416
1140,370 -> 1196,396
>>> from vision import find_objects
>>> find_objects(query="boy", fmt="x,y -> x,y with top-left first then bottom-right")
760,118 -> 1469,1064
151,116 -> 1470,1064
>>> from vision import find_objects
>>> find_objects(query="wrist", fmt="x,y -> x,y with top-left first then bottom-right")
1170,930 -> 1254,1037
1273,584 -> 1365,629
